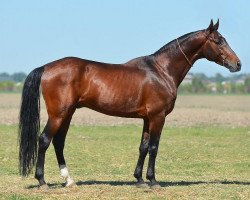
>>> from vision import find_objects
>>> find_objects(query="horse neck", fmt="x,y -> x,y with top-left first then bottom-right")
153,31 -> 206,87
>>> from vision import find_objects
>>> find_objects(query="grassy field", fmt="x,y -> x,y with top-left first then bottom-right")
0,94 -> 249,199
0,125 -> 249,199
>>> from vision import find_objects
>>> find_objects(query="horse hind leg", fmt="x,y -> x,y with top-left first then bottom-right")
35,109 -> 75,188
34,124 -> 51,189
52,113 -> 75,187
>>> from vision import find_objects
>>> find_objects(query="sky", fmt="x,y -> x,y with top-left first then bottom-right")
0,0 -> 249,76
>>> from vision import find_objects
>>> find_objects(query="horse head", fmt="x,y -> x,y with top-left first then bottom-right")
202,19 -> 241,72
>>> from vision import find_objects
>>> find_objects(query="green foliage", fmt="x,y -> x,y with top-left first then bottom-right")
216,82 -> 224,93
178,83 -> 192,94
213,73 -> 226,82
179,73 -> 250,94
0,72 -> 26,92
0,81 -> 15,91
0,81 -> 23,92
191,77 -> 207,93
244,76 -> 250,93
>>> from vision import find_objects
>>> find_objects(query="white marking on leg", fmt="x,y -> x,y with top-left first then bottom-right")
60,164 -> 74,187
60,164 -> 69,177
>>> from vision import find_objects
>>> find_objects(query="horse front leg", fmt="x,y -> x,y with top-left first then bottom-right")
134,119 -> 149,187
146,113 -> 165,188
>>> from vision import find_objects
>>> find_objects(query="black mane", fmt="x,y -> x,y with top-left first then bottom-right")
153,30 -> 201,55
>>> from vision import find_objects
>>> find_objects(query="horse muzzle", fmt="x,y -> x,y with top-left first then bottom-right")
226,60 -> 242,73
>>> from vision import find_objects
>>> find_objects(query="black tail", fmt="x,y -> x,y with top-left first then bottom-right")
18,66 -> 44,176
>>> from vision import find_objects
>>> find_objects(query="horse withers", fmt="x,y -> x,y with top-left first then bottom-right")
18,20 -> 241,189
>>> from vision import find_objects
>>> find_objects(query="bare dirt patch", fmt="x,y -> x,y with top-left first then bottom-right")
0,93 -> 249,126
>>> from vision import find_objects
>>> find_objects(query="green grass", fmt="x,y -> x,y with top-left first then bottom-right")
0,125 -> 249,199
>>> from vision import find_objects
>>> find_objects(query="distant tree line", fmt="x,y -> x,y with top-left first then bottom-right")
179,73 -> 250,94
0,72 -> 26,92
0,72 -> 250,94
0,72 -> 27,82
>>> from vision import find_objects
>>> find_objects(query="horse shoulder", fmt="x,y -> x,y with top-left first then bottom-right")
162,79 -> 177,116
139,75 -> 176,118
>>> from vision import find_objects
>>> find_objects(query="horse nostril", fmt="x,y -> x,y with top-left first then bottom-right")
237,60 -> 242,69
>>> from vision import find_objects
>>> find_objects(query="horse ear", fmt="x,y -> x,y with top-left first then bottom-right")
206,19 -> 214,34
213,19 -> 219,30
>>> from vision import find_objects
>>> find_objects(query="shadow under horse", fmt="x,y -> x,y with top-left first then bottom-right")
18,19 -> 241,189
26,180 -> 250,189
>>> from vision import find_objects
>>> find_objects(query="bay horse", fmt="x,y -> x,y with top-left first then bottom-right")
18,20 -> 241,189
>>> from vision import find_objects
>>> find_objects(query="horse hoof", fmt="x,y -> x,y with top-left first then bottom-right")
136,182 -> 148,188
150,184 -> 161,189
39,184 -> 49,190
65,179 -> 76,187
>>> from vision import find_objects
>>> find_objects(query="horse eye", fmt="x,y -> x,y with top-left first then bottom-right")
216,38 -> 223,46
